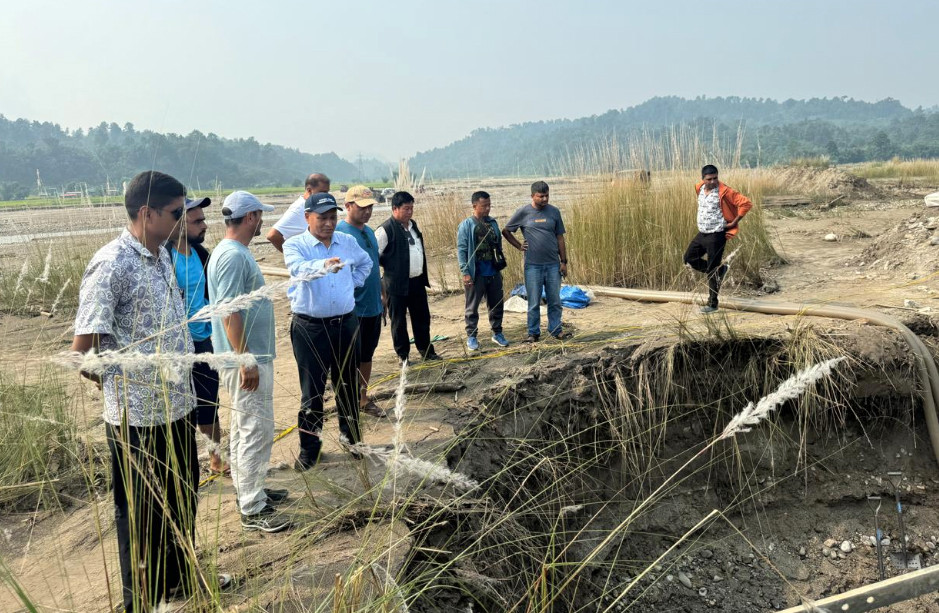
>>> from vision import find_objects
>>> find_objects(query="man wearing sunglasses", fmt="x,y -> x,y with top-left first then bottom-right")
336,185 -> 386,418
375,191 -> 442,365
71,170 -> 202,610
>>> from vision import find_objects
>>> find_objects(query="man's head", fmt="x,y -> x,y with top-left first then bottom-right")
305,173 -> 331,195
169,196 -> 211,244
124,170 -> 187,242
531,181 -> 549,208
222,191 -> 275,238
344,185 -> 377,226
304,192 -> 341,242
701,165 -> 719,190
471,190 -> 491,218
391,191 -> 415,225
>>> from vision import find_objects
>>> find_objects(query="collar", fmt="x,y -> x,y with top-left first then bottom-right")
120,228 -> 158,259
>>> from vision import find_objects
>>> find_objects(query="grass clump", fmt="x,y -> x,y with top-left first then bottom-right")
566,171 -> 780,289
0,240 -> 88,316
853,158 -> 939,183
0,369 -> 79,509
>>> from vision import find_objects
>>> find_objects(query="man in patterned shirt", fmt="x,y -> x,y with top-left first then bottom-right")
683,164 -> 753,313
71,170 -> 200,611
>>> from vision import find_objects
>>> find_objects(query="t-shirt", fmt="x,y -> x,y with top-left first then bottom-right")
697,186 -> 725,234
504,203 -> 566,266
207,239 -> 276,365
474,217 -> 499,277
171,248 -> 211,341
271,196 -> 308,241
335,220 -> 383,317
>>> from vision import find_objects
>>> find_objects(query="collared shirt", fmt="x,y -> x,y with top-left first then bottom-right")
375,221 -> 424,278
170,247 -> 211,341
74,229 -> 194,427
283,230 -> 373,317
335,220 -> 382,317
271,195 -> 308,241
697,186 -> 725,234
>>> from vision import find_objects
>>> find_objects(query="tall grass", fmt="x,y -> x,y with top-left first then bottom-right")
566,170 -> 781,288
853,157 -> 939,183
0,240 -> 89,316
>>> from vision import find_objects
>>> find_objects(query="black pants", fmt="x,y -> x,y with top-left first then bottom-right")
684,231 -> 727,308
192,338 -> 220,426
464,273 -> 504,337
107,412 -> 198,612
290,312 -> 362,460
387,277 -> 434,360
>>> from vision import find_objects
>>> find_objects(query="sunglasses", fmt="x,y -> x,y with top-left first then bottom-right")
407,235 -> 415,246
154,205 -> 185,221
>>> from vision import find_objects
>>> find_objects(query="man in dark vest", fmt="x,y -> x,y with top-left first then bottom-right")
374,191 -> 443,365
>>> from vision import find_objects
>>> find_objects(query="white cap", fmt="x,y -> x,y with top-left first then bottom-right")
221,191 -> 275,219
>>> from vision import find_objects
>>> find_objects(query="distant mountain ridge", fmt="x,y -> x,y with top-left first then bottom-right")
410,96 -> 938,178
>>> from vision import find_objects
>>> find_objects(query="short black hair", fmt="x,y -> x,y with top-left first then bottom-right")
125,171 -> 186,220
701,164 -> 719,177
305,173 -> 330,191
531,181 -> 549,195
391,191 -> 415,209
221,207 -> 245,227
471,191 -> 490,204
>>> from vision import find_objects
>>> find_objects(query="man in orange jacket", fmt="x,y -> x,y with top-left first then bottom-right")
684,164 -> 752,313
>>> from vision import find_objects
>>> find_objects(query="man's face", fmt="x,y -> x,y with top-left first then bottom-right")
347,202 -> 373,226
473,198 -> 491,217
392,203 -> 414,225
250,211 -> 264,237
310,180 -> 331,194
308,208 -> 338,241
147,196 -> 185,242
186,208 -> 207,244
703,173 -> 719,191
531,191 -> 549,208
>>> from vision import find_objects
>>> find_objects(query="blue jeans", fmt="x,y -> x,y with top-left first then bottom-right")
524,263 -> 562,337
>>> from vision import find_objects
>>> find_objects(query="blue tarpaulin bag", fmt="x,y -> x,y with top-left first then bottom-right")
510,283 -> 591,308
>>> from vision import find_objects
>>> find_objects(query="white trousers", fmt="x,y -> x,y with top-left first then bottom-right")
220,362 -> 274,515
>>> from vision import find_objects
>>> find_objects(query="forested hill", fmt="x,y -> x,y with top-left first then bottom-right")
410,96 -> 939,178
0,116 -> 386,200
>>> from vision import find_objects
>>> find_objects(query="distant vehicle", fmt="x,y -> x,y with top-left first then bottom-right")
380,188 -> 395,198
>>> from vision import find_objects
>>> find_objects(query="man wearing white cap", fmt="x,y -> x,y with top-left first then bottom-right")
207,191 -> 290,532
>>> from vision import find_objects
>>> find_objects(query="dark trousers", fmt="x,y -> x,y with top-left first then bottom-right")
464,273 -> 504,337
387,277 -> 434,360
684,231 -> 727,308
107,412 -> 198,612
191,338 -> 220,426
290,313 -> 362,460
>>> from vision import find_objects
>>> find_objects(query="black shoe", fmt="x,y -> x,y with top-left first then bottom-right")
423,351 -> 443,362
241,505 -> 291,533
294,454 -> 319,472
360,399 -> 387,418
264,487 -> 289,503
526,334 -> 540,343
551,331 -> 573,340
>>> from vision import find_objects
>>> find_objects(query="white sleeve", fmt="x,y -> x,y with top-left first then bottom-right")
375,226 -> 389,255
272,199 -> 308,240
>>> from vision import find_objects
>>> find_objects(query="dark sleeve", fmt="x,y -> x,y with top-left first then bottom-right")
504,207 -> 525,232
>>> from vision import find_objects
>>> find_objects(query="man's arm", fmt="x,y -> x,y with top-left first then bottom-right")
266,228 -> 286,253
374,226 -> 389,255
283,238 -> 332,278
348,240 -> 372,288
221,311 -> 259,391
557,234 -> 568,277
502,227 -> 526,251
724,187 -> 753,229
71,333 -> 102,385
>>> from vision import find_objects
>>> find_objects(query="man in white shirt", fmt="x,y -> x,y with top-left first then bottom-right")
266,173 -> 330,252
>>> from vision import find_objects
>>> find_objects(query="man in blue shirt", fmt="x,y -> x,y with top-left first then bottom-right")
283,193 -> 373,470
336,185 -> 386,418
168,195 -> 230,476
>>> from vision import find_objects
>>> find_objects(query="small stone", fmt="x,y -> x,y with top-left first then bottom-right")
840,541 -> 853,553
713,574 -> 723,582
824,538 -> 838,549
904,299 -> 920,308
837,552 -> 846,559
882,538 -> 891,547
927,541 -> 936,551
824,233 -> 838,242
798,547 -> 806,557
931,236 -> 939,246
822,547 -> 832,557
829,550 -> 839,560
666,574 -> 674,582
700,549 -> 713,559
678,572 -> 693,590
698,587 -> 708,597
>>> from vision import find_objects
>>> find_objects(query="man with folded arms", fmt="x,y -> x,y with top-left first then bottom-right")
267,173 -> 330,252
284,192 -> 373,470
208,191 -> 290,532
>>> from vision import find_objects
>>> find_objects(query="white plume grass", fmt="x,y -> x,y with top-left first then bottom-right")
50,278 -> 72,313
13,258 -> 29,294
36,244 -> 53,284
51,349 -> 258,384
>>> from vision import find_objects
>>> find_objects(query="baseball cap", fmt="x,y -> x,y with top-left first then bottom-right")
304,192 -> 342,214
221,191 -> 275,219
344,185 -> 377,207
185,196 -> 211,210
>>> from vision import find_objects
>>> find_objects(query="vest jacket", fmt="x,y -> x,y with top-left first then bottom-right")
379,216 -> 429,296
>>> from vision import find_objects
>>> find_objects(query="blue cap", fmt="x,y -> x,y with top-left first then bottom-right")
221,191 -> 274,219
304,192 -> 341,214
185,196 -> 211,210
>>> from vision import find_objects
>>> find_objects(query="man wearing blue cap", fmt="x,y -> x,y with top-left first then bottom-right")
168,196 -> 230,476
208,191 -> 290,533
283,192 -> 373,471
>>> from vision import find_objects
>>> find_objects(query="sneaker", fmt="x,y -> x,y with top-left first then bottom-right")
360,399 -> 387,418
491,333 -> 509,347
466,336 -> 479,351
264,488 -> 289,504
294,454 -> 319,472
699,305 -> 718,314
241,505 -> 291,533
551,331 -> 573,340
526,334 -> 540,343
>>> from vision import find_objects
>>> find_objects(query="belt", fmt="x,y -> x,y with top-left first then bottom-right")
293,311 -> 355,327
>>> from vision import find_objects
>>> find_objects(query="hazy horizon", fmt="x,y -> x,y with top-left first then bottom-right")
3,0 -> 937,161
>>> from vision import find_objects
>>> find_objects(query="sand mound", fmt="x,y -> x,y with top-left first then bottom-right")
852,210 -> 939,274
771,166 -> 877,198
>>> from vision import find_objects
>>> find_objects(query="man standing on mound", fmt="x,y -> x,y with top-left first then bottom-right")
503,181 -> 571,342
683,164 -> 752,313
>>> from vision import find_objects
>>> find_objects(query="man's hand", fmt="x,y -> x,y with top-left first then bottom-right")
520,240 -> 529,252
240,364 -> 259,391
324,257 -> 342,271
463,274 -> 473,287
560,262 -> 568,278
725,217 -> 740,230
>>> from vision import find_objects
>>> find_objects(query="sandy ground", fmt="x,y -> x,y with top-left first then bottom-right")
3,177 -> 939,611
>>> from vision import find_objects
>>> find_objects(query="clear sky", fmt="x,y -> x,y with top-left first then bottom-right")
2,0 -> 937,161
